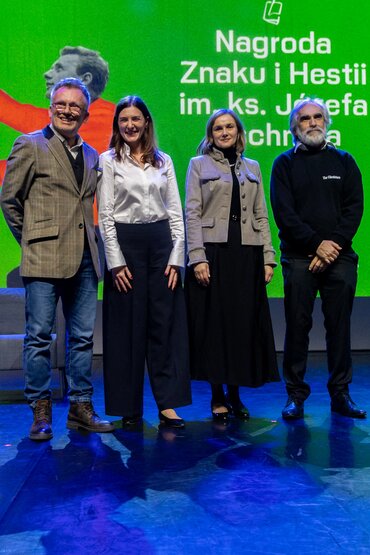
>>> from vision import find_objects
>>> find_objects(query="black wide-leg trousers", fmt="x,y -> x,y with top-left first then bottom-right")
102,220 -> 191,417
282,253 -> 358,402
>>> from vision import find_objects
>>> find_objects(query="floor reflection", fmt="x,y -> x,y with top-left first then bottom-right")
1,354 -> 370,554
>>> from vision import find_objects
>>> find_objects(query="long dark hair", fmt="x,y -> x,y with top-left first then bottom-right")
197,108 -> 246,155
109,95 -> 164,168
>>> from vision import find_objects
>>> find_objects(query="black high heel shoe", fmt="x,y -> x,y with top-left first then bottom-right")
225,395 -> 250,420
158,411 -> 185,428
211,402 -> 230,422
122,415 -> 143,426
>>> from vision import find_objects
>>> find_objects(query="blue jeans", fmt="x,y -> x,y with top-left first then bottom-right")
23,248 -> 98,405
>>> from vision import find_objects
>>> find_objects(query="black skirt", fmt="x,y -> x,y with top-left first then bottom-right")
185,220 -> 279,387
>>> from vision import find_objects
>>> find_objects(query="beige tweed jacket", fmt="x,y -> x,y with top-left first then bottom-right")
185,148 -> 276,267
1,126 -> 101,279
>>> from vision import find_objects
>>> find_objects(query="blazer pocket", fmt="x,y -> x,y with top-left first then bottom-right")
251,219 -> 261,231
34,216 -> 54,224
245,171 -> 260,184
25,225 -> 59,243
200,170 -> 220,190
201,217 -> 215,228
200,171 -> 221,181
242,161 -> 260,184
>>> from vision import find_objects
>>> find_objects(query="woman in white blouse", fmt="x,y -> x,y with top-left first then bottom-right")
98,96 -> 191,428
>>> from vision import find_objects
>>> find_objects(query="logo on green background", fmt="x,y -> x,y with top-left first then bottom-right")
263,0 -> 283,25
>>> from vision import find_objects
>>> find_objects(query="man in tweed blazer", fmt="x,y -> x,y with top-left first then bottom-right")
1,78 -> 113,440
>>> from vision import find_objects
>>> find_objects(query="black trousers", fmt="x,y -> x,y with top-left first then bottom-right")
102,220 -> 191,417
282,253 -> 358,402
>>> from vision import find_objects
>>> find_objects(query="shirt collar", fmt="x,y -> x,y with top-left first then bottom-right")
50,124 -> 83,151
294,139 -> 336,153
123,143 -> 131,157
122,143 -> 151,168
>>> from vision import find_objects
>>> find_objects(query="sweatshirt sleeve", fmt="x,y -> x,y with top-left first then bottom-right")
329,153 -> 363,248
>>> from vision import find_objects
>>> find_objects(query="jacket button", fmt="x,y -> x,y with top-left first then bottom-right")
241,193 -> 246,199
242,206 -> 247,211
242,218 -> 246,224
79,223 -> 84,229
240,181 -> 244,186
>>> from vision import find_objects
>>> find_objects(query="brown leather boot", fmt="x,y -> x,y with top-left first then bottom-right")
29,399 -> 53,441
67,401 -> 114,432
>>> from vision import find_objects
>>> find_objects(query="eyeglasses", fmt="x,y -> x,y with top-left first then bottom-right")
51,102 -> 85,115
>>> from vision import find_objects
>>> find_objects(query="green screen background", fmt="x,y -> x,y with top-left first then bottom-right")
1,0 -> 369,297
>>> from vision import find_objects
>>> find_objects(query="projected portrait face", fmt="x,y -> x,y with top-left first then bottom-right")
43,47 -> 109,103
211,114 -> 238,150
44,55 -> 83,97
118,106 -> 148,150
296,103 -> 327,148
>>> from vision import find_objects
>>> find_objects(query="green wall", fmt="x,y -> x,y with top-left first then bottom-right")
1,0 -> 369,296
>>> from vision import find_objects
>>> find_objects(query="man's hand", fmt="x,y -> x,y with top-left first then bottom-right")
309,255 -> 328,273
316,240 -> 341,264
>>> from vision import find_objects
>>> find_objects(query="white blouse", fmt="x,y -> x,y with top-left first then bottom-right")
98,145 -> 185,270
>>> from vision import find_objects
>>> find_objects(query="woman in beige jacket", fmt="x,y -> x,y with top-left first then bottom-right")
185,109 -> 280,421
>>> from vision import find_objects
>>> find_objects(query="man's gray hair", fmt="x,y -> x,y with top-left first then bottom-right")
50,78 -> 91,107
289,98 -> 332,144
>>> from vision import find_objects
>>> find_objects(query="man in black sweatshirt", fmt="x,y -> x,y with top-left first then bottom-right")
270,98 -> 366,420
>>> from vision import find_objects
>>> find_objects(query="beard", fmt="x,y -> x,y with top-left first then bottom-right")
296,127 -> 326,148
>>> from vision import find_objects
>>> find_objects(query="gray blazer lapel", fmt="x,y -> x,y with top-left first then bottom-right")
46,134 -> 80,193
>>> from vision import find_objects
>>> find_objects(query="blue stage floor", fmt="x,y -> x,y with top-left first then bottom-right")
1,353 -> 370,554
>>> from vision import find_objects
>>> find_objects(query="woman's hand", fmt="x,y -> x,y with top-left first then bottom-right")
264,265 -> 274,284
193,262 -> 210,286
112,265 -> 133,293
165,265 -> 179,290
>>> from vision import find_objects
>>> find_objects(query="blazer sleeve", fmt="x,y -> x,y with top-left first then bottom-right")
185,157 -> 208,266
1,135 -> 35,244
250,161 -> 277,267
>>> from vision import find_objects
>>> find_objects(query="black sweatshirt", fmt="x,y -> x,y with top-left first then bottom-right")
270,145 -> 363,257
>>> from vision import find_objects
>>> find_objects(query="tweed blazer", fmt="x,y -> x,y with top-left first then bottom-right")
185,148 -> 276,267
1,126 -> 101,279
